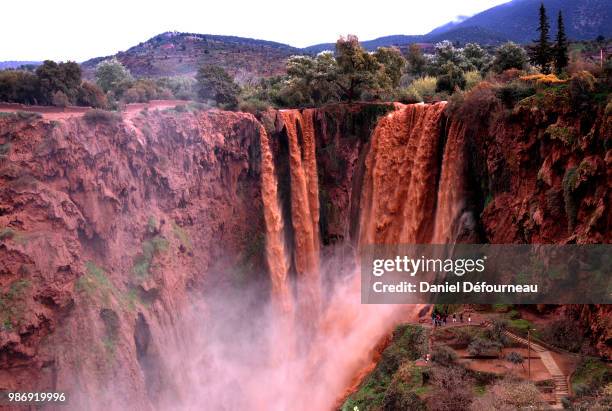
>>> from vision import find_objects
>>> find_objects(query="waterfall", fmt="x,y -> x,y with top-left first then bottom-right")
359,102 -> 447,245
254,103 -> 464,410
279,109 -> 322,334
432,121 -> 467,244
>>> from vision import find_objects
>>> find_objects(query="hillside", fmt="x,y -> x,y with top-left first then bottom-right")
306,0 -> 610,53
433,0 -> 612,43
81,31 -> 301,79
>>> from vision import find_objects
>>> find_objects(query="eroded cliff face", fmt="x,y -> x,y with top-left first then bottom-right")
0,109 -> 267,409
0,99 -> 609,409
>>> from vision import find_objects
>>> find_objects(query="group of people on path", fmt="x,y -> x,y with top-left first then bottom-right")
431,309 -> 471,327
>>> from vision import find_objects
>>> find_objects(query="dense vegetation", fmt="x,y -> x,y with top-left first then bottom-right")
0,3 -> 609,115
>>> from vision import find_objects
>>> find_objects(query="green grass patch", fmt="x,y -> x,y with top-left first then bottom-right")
0,279 -> 31,330
76,261 -> 114,304
492,304 -> 513,313
508,318 -> 539,338
0,227 -> 16,241
132,235 -> 169,280
171,222 -> 192,252
342,325 -> 428,411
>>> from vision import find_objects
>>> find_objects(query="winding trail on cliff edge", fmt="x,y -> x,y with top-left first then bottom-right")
0,99 -> 189,120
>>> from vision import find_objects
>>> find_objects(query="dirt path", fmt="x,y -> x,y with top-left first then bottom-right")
0,100 -> 190,121
488,324 -> 569,408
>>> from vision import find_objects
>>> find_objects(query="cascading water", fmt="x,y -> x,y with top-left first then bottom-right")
359,102 -> 448,245
254,103 -> 462,409
279,110 -> 322,336
166,103 -> 466,411
432,121 -> 467,244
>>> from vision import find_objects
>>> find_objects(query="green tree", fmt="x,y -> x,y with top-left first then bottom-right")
334,35 -> 381,101
463,43 -> 491,73
492,42 -> 528,73
95,58 -> 133,95
374,47 -> 406,89
430,41 -> 466,74
529,3 -> 553,73
554,11 -> 569,74
0,70 -> 40,104
406,44 -> 426,77
35,60 -> 82,104
436,62 -> 466,93
196,65 -> 240,109
279,52 -> 339,107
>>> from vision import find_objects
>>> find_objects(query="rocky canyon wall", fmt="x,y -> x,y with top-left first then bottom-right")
0,109 -> 268,409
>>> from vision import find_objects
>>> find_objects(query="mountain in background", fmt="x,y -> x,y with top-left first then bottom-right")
433,0 -> 611,43
0,61 -> 41,70
306,0 -> 610,52
81,31 -> 300,79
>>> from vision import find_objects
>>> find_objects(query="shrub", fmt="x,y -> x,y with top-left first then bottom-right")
396,87 -> 422,103
505,352 -> 524,369
156,76 -> 197,100
568,71 -> 596,106
431,345 -> 457,366
436,63 -> 466,93
238,97 -> 270,114
407,76 -> 437,102
0,70 -> 41,104
36,60 -> 81,105
429,366 -> 473,411
77,81 -> 108,108
52,90 -> 70,107
468,337 -> 502,357
540,319 -> 584,352
378,325 -> 427,375
95,58 -> 133,94
486,319 -> 509,344
546,124 -> 576,146
464,71 -> 482,90
492,42 -> 528,73
495,80 -> 535,108
562,167 -> 578,231
571,358 -> 611,397
383,387 -> 426,411
83,109 -> 122,125
520,73 -> 566,86
447,82 -> 501,126
196,65 -> 240,109
507,309 -> 521,320
470,379 -> 545,410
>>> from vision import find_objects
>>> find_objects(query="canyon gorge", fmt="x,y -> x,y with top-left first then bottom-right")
0,94 -> 610,409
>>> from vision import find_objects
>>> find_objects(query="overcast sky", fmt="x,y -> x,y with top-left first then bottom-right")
3,0 -> 511,61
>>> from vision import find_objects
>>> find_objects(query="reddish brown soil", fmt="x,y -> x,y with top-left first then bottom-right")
0,100 -> 190,121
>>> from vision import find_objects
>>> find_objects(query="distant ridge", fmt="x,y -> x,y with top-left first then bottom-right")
305,0 -> 610,52
0,61 -> 41,70
428,0 -> 611,43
